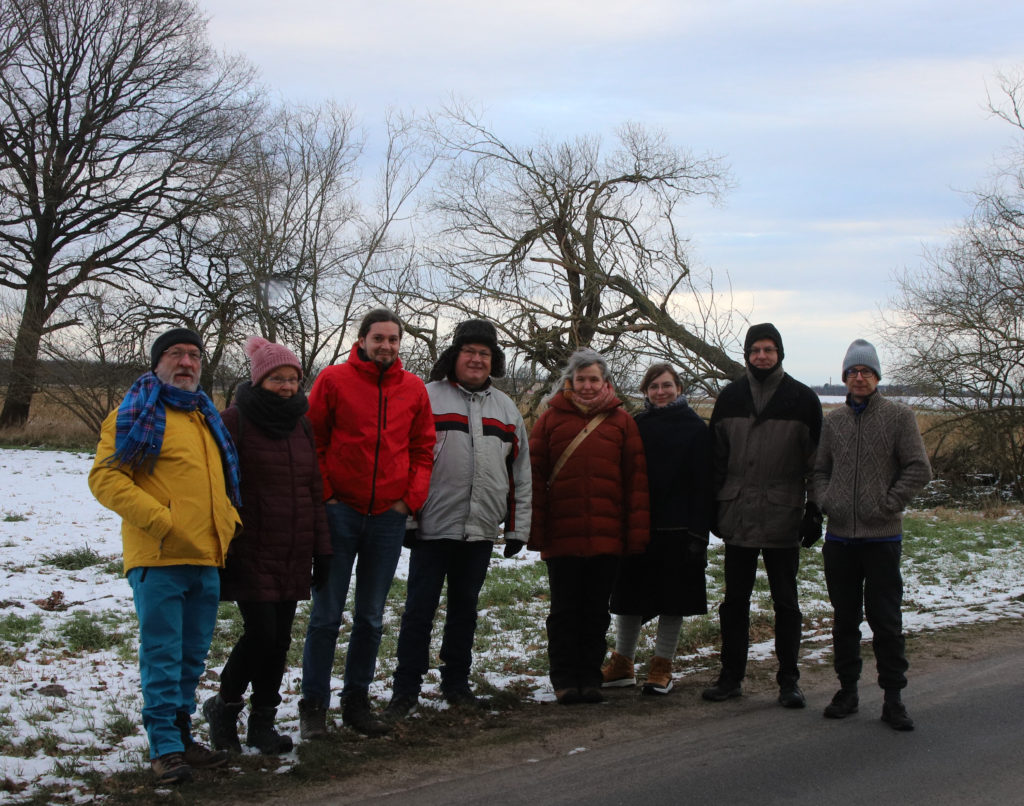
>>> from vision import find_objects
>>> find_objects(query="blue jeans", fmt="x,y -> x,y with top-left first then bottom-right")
301,501 -> 406,705
392,539 -> 493,697
127,565 -> 220,758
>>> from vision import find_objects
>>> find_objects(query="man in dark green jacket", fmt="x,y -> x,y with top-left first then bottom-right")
813,339 -> 931,731
703,323 -> 822,709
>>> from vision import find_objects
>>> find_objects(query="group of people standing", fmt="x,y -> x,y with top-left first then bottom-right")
88,312 -> 930,786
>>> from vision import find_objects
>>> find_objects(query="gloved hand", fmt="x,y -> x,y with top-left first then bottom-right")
312,554 -> 331,591
403,528 -> 419,549
503,538 -> 525,558
800,503 -> 824,548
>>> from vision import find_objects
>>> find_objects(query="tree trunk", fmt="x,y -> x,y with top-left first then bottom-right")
0,281 -> 47,428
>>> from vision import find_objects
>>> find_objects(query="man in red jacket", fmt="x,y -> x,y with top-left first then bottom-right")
298,309 -> 435,739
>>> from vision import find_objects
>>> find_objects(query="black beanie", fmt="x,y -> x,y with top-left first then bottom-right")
744,322 -> 784,364
429,319 -> 506,382
150,328 -> 204,370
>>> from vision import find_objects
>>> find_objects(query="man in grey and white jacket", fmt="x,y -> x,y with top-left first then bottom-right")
813,339 -> 931,731
385,319 -> 532,719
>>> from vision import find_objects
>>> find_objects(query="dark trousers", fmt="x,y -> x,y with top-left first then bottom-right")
718,544 -> 802,686
545,555 -> 619,691
392,539 -> 493,697
823,540 -> 908,692
219,600 -> 298,708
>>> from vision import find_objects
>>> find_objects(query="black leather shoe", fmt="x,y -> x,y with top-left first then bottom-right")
823,688 -> 859,719
701,679 -> 742,702
881,700 -> 915,731
778,684 -> 806,709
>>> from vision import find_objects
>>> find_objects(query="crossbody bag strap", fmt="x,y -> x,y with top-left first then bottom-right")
548,411 -> 611,485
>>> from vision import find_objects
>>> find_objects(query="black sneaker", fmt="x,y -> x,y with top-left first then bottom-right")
444,688 -> 481,709
823,688 -> 859,719
151,751 -> 192,785
778,684 -> 806,709
383,693 -> 419,722
341,692 -> 390,737
701,679 -> 742,702
881,700 -> 915,731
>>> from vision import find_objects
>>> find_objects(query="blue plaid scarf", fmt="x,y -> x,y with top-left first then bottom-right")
105,372 -> 242,506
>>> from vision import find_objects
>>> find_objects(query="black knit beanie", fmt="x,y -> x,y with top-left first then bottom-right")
744,322 -> 785,364
150,328 -> 204,370
429,319 -> 506,382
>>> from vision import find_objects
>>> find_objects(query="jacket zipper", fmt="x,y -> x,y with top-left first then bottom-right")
367,367 -> 385,514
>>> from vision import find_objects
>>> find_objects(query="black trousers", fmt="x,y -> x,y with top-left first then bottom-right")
219,599 -> 298,707
545,555 -> 619,691
718,544 -> 802,686
823,540 -> 908,692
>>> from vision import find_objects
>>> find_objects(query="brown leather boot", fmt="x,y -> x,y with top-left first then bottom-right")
601,650 -> 636,688
643,656 -> 674,695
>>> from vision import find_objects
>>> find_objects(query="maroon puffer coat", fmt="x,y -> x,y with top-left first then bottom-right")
218,406 -> 331,602
528,392 -> 650,560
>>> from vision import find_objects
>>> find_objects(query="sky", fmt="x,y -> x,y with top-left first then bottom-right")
198,0 -> 1024,384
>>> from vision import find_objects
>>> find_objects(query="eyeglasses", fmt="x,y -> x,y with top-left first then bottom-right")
846,368 -> 876,379
163,348 -> 203,362
460,347 -> 492,360
264,376 -> 300,386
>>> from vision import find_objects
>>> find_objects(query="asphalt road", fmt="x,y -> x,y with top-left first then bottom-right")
334,638 -> 1024,806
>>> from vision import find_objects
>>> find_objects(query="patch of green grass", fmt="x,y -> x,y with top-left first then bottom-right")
58,610 -> 128,652
40,544 -> 105,570
101,558 -> 124,576
0,612 -> 43,644
102,706 -> 139,745
2,512 -> 28,522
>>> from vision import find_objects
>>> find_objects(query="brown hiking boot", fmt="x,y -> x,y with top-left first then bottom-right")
298,698 -> 328,740
151,751 -> 192,784
182,740 -> 227,769
643,656 -> 674,695
601,650 -> 636,688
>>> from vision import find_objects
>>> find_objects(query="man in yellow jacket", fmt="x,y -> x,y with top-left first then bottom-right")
89,328 -> 242,785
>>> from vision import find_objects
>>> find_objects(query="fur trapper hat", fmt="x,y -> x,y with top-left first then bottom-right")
429,319 -> 506,382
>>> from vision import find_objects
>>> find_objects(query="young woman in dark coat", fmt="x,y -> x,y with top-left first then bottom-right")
604,363 -> 713,695
203,337 -> 331,754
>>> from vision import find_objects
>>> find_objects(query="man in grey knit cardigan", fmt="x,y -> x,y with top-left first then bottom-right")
813,339 -> 931,731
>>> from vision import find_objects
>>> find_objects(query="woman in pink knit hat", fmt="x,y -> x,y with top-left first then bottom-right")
203,337 -> 331,755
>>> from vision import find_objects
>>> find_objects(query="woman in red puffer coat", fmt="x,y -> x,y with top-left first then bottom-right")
203,337 -> 330,756
529,348 -> 649,705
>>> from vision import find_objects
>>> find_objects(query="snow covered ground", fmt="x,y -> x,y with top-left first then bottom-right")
1,448 -> 1022,803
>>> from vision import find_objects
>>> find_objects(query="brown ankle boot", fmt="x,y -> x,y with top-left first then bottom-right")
601,651 -> 636,688
643,656 -> 674,695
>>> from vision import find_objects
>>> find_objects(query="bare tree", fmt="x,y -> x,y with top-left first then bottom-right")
885,70 -> 1024,498
419,106 -> 742,409
0,0 -> 259,426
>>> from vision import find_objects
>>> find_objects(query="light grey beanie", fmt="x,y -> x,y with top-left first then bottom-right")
842,339 -> 881,380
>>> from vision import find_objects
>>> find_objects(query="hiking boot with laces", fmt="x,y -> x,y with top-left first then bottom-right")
643,656 -> 674,696
601,650 -> 637,688
151,751 -> 192,785
298,698 -> 328,740
383,693 -> 419,723
182,740 -> 228,769
702,676 -> 742,702
881,699 -> 915,731
823,687 -> 859,719
341,691 -> 390,737
778,683 -> 806,709
444,687 -> 481,709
